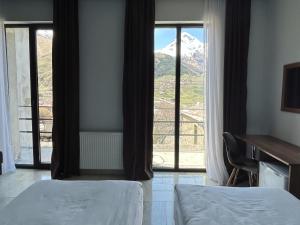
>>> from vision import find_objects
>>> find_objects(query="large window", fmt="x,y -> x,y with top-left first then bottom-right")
153,24 -> 205,170
6,24 -> 53,168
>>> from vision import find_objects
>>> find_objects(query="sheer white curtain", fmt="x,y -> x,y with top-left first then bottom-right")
204,0 -> 228,185
0,19 -> 16,174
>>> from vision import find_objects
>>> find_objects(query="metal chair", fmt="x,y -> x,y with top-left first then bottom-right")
223,132 -> 258,186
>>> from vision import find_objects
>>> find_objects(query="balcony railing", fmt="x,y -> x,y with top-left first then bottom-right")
18,105 -> 53,141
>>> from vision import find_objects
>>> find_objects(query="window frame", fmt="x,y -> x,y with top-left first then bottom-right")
5,23 -> 53,170
153,23 -> 206,172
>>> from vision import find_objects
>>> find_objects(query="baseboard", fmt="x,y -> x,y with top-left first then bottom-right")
80,169 -> 125,176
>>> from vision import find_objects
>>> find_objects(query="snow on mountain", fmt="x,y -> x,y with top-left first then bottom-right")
156,32 -> 204,57
155,32 -> 205,75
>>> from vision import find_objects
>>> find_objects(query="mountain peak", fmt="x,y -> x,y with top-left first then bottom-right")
155,32 -> 205,76
156,32 -> 204,57
181,32 -> 197,42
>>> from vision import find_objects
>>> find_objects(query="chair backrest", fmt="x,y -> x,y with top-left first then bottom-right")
222,132 -> 243,166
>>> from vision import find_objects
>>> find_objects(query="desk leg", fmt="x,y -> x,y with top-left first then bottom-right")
289,165 -> 300,199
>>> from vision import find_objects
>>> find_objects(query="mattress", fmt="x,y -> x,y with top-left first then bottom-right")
0,180 -> 143,225
175,184 -> 300,225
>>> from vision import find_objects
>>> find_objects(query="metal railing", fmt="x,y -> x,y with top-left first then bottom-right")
18,106 -> 53,140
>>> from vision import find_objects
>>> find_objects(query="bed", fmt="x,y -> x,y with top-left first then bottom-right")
175,184 -> 300,225
0,180 -> 143,225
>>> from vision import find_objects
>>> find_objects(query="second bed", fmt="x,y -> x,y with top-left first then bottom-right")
175,184 -> 300,225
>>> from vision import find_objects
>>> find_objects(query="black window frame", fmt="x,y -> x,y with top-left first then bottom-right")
153,23 -> 206,172
5,23 -> 53,170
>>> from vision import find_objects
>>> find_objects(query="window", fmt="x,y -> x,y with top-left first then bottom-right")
5,24 -> 53,168
153,24 -> 205,170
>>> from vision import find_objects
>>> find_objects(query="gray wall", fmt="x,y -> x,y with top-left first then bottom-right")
0,0 -> 204,133
247,0 -> 300,145
79,0 -> 204,131
0,0 -> 205,169
78,0 -> 204,170
247,0 -> 269,134
79,0 -> 125,131
3,0 -> 300,164
156,0 -> 204,22
0,0 -> 126,132
0,0 -> 52,21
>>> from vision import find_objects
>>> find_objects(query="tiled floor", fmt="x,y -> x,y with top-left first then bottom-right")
0,169 -> 216,225
142,172 -> 216,225
153,151 -> 205,169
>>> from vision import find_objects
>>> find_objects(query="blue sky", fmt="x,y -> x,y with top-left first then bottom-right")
155,28 -> 204,51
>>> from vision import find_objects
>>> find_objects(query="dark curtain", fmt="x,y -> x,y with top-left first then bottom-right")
223,0 -> 251,170
51,0 -> 80,179
123,0 -> 155,180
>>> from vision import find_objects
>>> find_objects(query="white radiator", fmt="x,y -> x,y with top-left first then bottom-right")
80,132 -> 123,170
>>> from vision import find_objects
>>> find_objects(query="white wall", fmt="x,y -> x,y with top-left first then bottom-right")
248,0 -> 300,145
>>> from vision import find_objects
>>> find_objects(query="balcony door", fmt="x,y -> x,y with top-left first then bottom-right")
5,24 -> 53,169
153,24 -> 205,171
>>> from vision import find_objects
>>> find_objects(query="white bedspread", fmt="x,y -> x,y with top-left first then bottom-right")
175,185 -> 300,225
0,180 -> 143,225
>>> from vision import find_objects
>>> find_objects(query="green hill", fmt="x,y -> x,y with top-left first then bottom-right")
155,52 -> 202,77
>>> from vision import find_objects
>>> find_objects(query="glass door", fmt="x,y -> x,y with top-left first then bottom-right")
153,25 -> 205,171
153,28 -> 177,169
6,27 -> 33,165
179,28 -> 205,169
36,29 -> 53,164
6,24 -> 53,168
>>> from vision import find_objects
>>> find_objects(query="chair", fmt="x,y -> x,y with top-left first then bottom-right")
223,132 -> 258,186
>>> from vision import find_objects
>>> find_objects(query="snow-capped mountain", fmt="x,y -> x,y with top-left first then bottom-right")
155,32 -> 205,76
157,32 -> 204,57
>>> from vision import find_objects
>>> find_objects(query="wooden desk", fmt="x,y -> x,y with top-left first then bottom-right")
237,135 -> 300,199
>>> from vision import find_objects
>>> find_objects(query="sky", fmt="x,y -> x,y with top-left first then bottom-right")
155,27 -> 204,51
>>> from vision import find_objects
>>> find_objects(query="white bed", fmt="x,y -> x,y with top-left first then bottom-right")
175,184 -> 300,225
0,180 -> 143,225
